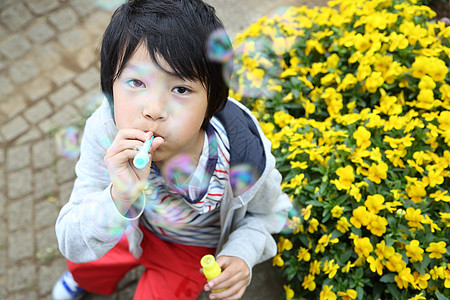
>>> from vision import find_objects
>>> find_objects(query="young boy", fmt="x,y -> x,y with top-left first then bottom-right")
53,0 -> 291,299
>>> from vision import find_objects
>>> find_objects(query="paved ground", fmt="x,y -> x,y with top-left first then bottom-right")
0,0 -> 327,299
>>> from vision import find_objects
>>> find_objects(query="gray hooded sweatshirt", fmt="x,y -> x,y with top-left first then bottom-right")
55,97 -> 292,282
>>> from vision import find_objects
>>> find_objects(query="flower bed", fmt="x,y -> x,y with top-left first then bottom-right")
230,0 -> 450,299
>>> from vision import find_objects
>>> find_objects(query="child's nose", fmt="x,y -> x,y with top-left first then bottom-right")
142,93 -> 168,121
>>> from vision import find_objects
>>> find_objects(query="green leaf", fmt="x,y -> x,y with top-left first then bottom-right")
417,254 -> 431,275
356,286 -> 365,300
339,249 -> 353,262
436,291 -> 450,300
366,179 -> 377,194
380,273 -> 395,283
387,283 -> 401,298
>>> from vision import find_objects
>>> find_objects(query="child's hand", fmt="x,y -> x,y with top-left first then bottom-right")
104,129 -> 163,205
203,256 -> 250,300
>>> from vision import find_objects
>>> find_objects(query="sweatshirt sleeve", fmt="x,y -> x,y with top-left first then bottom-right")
55,109 -> 130,263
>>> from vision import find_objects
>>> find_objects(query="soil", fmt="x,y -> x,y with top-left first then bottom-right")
428,0 -> 450,21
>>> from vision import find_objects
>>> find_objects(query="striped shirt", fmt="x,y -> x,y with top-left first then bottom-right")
140,117 -> 230,247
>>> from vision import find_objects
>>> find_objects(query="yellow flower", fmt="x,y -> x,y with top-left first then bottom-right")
408,292 -> 426,300
350,206 -> 370,228
290,161 -> 308,169
341,261 -> 355,273
315,233 -> 338,253
354,236 -> 373,258
427,57 -> 448,82
272,36 -> 297,56
337,289 -> 357,300
406,182 -> 427,204
430,265 -> 445,280
326,53 -> 340,69
385,148 -> 406,168
422,215 -> 441,233
394,267 -> 415,289
308,218 -> 319,233
247,68 -> 265,88
305,39 -> 325,55
354,33 -> 372,52
426,241 -> 447,259
366,162 -> 388,184
405,240 -> 424,262
375,91 -> 403,116
423,167 -> 444,188
331,205 -> 344,218
332,165 -> 354,190
366,215 -> 388,237
405,207 -> 424,228
365,71 -> 384,93
416,89 -> 435,110
388,32 -> 409,52
445,268 -> 450,288
336,216 -> 351,233
278,237 -> 293,253
375,240 -> 395,260
302,274 -> 316,291
284,285 -> 294,300
349,184 -> 362,202
438,111 -> 450,131
367,256 -> 384,275
322,87 -> 343,117
273,254 -> 284,267
274,111 -> 294,127
386,253 -> 407,273
353,126 -> 371,149
430,190 -> 450,202
323,259 -> 340,278
320,285 -> 337,300
302,204 -> 313,220
364,194 -> 385,214
297,247 -> 311,262
440,212 -> 450,227
418,75 -> 436,90
285,173 -> 305,190
411,56 -> 448,82
337,73 -> 358,91
310,260 -> 321,275
413,271 -> 430,290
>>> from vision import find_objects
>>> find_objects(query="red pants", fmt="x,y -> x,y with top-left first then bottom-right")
67,226 -> 215,300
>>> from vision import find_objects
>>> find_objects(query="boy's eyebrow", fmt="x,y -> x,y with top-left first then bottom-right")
122,62 -> 192,82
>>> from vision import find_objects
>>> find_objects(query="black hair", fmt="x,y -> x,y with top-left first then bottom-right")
100,0 -> 232,128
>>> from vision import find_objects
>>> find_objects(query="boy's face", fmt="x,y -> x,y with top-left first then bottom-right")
112,44 -> 208,165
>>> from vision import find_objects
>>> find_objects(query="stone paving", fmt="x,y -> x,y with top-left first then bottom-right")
0,0 -> 326,299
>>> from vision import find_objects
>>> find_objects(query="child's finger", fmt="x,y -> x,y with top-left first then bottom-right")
149,136 -> 164,152
106,130 -> 154,160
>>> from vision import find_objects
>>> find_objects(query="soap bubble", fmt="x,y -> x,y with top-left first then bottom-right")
162,154 -> 198,195
229,37 -> 281,99
143,189 -> 187,230
280,205 -> 302,234
206,28 -> 235,92
206,28 -> 234,63
95,0 -> 124,10
55,126 -> 80,159
229,164 -> 258,195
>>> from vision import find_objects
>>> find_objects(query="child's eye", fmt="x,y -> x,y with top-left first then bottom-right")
173,86 -> 191,95
127,79 -> 146,88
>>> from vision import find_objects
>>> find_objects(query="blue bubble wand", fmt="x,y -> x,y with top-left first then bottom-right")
133,136 -> 154,169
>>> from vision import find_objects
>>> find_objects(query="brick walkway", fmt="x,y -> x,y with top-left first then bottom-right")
0,0 -> 326,299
